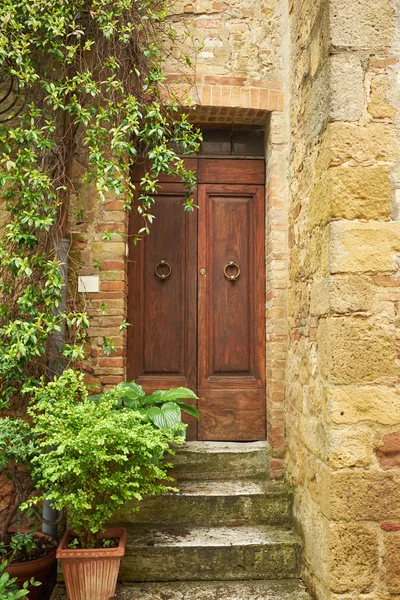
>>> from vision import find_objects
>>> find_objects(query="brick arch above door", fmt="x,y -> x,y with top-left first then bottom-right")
164,74 -> 284,123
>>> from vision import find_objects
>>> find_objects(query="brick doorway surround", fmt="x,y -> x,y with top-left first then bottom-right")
81,75 -> 289,479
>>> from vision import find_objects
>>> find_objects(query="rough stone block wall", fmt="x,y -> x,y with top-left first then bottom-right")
167,0 -> 284,80
287,0 -> 400,597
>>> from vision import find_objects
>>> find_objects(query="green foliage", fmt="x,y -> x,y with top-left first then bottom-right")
0,559 -> 40,599
0,0 -> 201,406
92,380 -> 199,432
0,418 -> 37,471
8,532 -> 36,556
26,370 -> 185,548
0,418 -> 37,544
0,532 -> 37,563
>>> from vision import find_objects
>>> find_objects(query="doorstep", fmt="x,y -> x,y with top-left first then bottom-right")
51,580 -> 312,600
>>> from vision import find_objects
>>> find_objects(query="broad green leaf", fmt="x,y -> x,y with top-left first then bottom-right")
147,402 -> 181,429
175,401 -> 199,419
148,387 -> 198,404
119,381 -> 145,402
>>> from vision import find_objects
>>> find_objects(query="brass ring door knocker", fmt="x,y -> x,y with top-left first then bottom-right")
224,261 -> 240,281
155,260 -> 172,280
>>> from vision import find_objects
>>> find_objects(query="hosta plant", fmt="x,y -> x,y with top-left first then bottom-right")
91,380 -> 199,433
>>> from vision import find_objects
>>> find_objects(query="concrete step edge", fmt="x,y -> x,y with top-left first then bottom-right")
112,482 -> 293,527
172,441 -> 271,481
52,580 -> 313,600
172,480 -> 293,497
124,524 -> 302,549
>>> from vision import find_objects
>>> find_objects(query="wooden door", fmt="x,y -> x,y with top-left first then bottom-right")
128,158 -> 265,441
196,160 -> 265,440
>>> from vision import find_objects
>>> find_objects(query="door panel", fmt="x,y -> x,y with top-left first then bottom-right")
197,390 -> 266,440
209,191 -> 253,376
198,159 -> 265,185
127,183 -> 198,438
197,183 -> 266,440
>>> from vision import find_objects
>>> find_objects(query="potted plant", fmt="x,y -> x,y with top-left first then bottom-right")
0,418 -> 58,600
25,369 -> 198,600
0,557 -> 41,600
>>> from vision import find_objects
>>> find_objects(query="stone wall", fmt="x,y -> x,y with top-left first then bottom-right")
167,0 -> 284,80
287,0 -> 400,597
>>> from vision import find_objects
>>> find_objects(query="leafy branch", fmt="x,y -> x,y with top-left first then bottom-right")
0,0 -> 200,406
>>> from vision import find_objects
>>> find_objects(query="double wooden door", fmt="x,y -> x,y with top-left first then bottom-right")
128,159 -> 266,440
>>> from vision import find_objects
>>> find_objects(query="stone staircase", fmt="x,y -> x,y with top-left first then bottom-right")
51,442 -> 312,599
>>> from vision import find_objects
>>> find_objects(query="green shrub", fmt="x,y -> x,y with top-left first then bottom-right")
26,369 -> 183,548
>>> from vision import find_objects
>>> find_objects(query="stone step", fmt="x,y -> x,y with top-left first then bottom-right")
119,525 -> 301,582
51,580 -> 312,600
116,481 -> 293,527
172,441 -> 270,481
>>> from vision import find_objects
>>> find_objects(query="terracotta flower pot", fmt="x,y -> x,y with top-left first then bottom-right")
57,527 -> 127,600
6,531 -> 57,600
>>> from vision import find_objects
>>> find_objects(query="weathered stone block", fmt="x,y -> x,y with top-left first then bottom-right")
304,61 -> 330,144
52,581 -> 314,600
303,226 -> 330,277
376,431 -> 400,469
329,275 -> 376,314
319,317 -> 397,384
310,166 -> 392,227
331,166 -> 390,219
118,480 -> 293,527
172,441 -> 270,481
318,123 -> 396,169
293,491 -> 330,585
327,426 -> 373,468
330,54 -> 364,122
369,75 -> 396,119
329,523 -> 379,593
324,470 -> 400,521
329,221 -> 400,274
330,0 -> 394,50
91,241 -> 126,254
310,278 -> 330,316
329,386 -> 400,425
120,525 -> 302,581
384,531 -> 400,593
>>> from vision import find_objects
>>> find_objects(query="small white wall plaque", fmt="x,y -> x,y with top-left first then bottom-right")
78,275 -> 100,293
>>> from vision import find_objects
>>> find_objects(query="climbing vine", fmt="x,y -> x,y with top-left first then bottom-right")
0,0 -> 200,406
